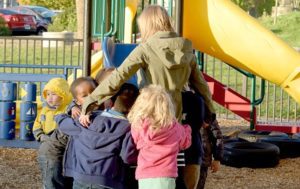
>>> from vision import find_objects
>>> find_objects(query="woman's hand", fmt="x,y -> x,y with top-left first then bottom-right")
79,114 -> 91,127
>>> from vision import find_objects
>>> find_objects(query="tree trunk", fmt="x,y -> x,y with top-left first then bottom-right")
76,0 -> 84,39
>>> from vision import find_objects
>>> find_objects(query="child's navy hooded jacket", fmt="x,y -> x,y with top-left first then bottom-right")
56,111 -> 137,189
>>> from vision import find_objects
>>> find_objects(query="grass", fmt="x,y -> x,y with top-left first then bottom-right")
259,11 -> 300,47
0,40 -> 83,67
203,55 -> 300,121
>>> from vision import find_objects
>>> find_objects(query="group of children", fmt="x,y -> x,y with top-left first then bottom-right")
32,5 -> 224,189
33,72 -> 223,189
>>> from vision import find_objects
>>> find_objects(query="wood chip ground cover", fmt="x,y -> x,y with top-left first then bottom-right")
0,120 -> 299,189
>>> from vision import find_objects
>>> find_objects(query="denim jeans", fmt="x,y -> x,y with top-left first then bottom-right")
38,156 -> 65,189
73,180 -> 112,189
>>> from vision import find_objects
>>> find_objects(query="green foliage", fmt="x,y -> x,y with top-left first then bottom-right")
21,0 -> 75,10
20,0 -> 77,32
47,7 -> 77,32
0,17 -> 11,36
254,0 -> 275,16
231,0 -> 275,17
259,11 -> 300,46
231,0 -> 251,11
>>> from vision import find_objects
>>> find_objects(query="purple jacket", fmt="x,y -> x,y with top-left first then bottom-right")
56,110 -> 138,189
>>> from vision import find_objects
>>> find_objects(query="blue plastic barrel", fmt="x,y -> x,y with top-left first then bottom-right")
21,83 -> 37,102
0,102 -> 16,120
0,82 -> 17,101
0,120 -> 15,139
20,121 -> 35,141
20,102 -> 37,122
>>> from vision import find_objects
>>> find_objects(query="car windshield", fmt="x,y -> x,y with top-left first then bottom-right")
0,9 -> 19,15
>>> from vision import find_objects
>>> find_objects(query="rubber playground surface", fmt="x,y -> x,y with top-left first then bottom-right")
0,119 -> 299,189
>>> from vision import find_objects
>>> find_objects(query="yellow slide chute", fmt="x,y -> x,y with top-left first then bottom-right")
124,0 -> 139,43
182,0 -> 300,104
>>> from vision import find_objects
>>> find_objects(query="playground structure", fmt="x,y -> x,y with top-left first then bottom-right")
98,0 -> 300,133
0,0 -> 300,148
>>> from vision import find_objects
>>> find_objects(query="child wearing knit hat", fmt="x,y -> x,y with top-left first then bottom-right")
33,77 -> 72,189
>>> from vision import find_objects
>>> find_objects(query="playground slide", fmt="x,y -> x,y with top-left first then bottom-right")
124,0 -> 139,43
182,0 -> 300,105
90,50 -> 104,78
68,0 -> 138,81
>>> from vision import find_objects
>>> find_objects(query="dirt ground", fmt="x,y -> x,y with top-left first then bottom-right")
0,119 -> 300,189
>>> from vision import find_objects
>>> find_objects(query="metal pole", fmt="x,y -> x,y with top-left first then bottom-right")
174,0 -> 182,36
83,0 -> 92,77
250,76 -> 256,130
274,0 -> 278,24
3,0 -> 7,8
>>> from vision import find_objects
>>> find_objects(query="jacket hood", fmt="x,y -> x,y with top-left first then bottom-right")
43,78 -> 72,107
139,119 -> 178,144
146,31 -> 195,69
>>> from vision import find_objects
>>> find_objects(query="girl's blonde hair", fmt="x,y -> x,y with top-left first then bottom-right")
138,5 -> 174,42
128,84 -> 175,131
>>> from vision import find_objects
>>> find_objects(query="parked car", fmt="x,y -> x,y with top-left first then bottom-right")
0,8 -> 36,35
22,5 -> 56,22
8,6 -> 49,35
35,15 -> 48,35
10,6 -> 54,24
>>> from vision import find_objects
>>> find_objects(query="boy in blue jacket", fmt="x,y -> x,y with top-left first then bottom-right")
56,83 -> 139,189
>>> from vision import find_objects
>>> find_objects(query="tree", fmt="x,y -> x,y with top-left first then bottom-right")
18,0 -> 77,33
18,0 -> 75,10
76,0 -> 84,39
231,0 -> 251,10
231,0 -> 275,17
17,0 -> 31,5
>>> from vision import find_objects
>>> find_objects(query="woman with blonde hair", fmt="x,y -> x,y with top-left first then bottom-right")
80,5 -> 214,123
128,84 -> 192,189
79,5 -> 214,189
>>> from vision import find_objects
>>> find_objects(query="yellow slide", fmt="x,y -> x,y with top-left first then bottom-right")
124,0 -> 139,43
182,0 -> 300,104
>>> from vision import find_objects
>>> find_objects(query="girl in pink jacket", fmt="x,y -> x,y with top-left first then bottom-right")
128,84 -> 192,189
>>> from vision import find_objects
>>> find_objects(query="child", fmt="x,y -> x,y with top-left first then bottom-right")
56,83 -> 139,189
67,76 -> 98,119
127,84 -> 192,189
61,76 -> 99,186
33,77 -> 72,189
62,71 -> 115,186
197,113 -> 224,189
67,68 -> 115,119
80,5 -> 215,126
181,91 -> 205,189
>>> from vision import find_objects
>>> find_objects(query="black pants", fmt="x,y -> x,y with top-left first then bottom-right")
197,166 -> 208,189
176,166 -> 187,189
